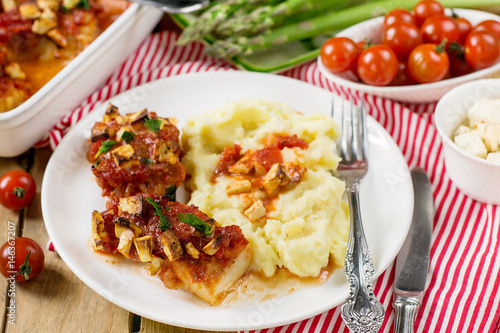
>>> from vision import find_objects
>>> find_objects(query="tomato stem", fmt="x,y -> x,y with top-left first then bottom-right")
435,39 -> 448,53
449,41 -> 465,60
363,37 -> 375,50
16,250 -> 32,280
13,187 -> 25,199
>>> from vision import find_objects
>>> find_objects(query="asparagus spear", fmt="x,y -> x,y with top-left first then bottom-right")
177,0 -> 269,45
206,0 -> 500,58
214,0 -> 329,37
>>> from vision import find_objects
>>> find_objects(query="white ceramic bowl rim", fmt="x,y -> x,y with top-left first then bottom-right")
435,78 -> 500,168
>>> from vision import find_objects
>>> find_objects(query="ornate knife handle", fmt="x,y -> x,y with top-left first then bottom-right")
393,297 -> 421,333
340,182 -> 385,332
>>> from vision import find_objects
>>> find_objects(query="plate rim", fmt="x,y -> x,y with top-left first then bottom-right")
41,71 -> 413,331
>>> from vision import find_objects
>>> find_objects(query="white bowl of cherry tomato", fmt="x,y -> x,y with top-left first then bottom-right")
318,0 -> 500,104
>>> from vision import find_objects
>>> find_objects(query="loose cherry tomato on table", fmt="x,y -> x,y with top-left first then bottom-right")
0,237 -> 44,282
320,37 -> 360,73
357,45 -> 398,86
413,0 -> 445,27
0,170 -> 36,210
407,42 -> 450,83
383,21 -> 423,60
472,20 -> 500,40
383,8 -> 416,28
465,30 -> 500,70
421,15 -> 461,47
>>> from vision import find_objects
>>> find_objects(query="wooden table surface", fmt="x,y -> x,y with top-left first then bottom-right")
0,147 -> 231,333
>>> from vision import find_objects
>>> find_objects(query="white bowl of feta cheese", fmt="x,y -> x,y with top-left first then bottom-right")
435,79 -> 500,205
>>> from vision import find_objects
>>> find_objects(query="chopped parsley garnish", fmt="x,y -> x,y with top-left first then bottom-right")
143,118 -> 162,133
164,185 -> 177,201
140,157 -> 154,165
177,213 -> 213,236
145,197 -> 171,231
121,131 -> 134,142
79,0 -> 90,9
94,140 -> 117,159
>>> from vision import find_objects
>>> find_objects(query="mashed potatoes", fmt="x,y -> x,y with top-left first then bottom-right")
182,99 -> 349,278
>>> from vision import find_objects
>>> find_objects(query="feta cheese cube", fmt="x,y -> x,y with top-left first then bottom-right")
486,152 -> 500,164
454,125 -> 471,136
483,124 -> 500,152
454,132 -> 488,159
468,98 -> 500,127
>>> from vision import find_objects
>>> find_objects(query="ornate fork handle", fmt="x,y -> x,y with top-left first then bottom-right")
341,177 -> 385,332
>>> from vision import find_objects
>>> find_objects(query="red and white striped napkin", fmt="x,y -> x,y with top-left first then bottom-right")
37,31 -> 500,333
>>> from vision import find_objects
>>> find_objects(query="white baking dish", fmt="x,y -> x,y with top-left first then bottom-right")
0,4 -> 163,157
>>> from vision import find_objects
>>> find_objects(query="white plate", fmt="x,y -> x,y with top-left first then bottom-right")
41,71 -> 413,331
317,8 -> 500,104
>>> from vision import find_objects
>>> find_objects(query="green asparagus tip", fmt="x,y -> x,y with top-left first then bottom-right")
205,38 -> 248,58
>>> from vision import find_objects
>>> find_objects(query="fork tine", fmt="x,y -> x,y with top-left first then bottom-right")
350,97 -> 367,162
342,97 -> 353,162
332,95 -> 346,161
358,98 -> 368,161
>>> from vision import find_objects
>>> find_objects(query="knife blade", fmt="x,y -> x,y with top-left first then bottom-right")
393,167 -> 433,333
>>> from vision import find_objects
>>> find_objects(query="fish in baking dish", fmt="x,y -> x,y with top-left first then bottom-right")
0,0 -> 129,112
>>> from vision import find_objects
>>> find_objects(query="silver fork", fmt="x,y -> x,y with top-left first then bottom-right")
332,96 -> 385,332
129,0 -> 209,13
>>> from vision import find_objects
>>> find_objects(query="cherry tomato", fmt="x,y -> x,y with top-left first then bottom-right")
408,43 -> 450,83
453,16 -> 472,42
0,237 -> 44,282
413,0 -> 445,27
356,40 -> 366,51
390,61 -> 416,86
472,20 -> 500,40
421,15 -> 461,47
320,37 -> 360,73
448,42 -> 474,77
383,8 -> 416,28
383,21 -> 422,60
357,45 -> 398,86
0,170 -> 36,210
465,30 -> 500,70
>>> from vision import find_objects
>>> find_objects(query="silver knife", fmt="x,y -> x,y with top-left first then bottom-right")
393,167 -> 433,333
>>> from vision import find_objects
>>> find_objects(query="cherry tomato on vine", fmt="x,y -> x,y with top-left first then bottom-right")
0,170 -> 36,210
408,42 -> 450,83
383,21 -> 423,60
465,30 -> 500,70
472,20 -> 500,40
421,15 -> 461,47
320,37 -> 361,74
0,237 -> 44,282
357,45 -> 398,86
383,8 -> 416,28
413,0 -> 445,27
